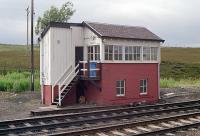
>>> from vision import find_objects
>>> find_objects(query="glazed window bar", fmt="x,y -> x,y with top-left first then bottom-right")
104,45 -> 158,61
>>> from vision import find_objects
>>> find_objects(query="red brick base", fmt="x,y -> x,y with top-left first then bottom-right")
42,85 -> 52,105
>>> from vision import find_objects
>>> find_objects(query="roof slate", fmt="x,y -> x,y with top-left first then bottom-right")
84,21 -> 164,42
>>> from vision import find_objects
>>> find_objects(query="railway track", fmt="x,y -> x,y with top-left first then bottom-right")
1,99 -> 200,135
50,112 -> 200,136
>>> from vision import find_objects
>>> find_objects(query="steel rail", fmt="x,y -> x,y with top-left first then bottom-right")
129,122 -> 200,136
1,99 -> 200,127
49,112 -> 200,136
1,103 -> 200,135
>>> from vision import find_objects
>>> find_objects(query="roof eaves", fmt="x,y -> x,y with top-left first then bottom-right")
102,36 -> 165,43
40,22 -> 71,39
82,21 -> 102,38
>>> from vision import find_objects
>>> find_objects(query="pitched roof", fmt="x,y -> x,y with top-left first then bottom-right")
83,21 -> 164,42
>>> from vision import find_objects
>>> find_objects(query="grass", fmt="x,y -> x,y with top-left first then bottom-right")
160,61 -> 200,79
161,47 -> 200,80
0,71 -> 40,92
0,44 -> 39,69
160,78 -> 200,88
161,47 -> 200,64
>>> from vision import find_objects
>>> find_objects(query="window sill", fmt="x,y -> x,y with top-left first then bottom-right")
140,93 -> 147,96
116,95 -> 125,97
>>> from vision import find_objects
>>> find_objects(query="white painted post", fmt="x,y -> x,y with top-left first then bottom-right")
58,85 -> 61,106
51,86 -> 54,103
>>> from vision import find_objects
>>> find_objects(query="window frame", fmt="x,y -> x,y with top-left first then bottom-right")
87,45 -> 100,61
114,45 -> 123,60
150,47 -> 158,61
104,45 -> 159,62
125,46 -> 141,61
104,45 -> 113,60
116,80 -> 125,96
143,47 -> 151,61
140,79 -> 147,95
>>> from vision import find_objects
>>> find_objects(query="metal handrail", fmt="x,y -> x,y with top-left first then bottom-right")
51,64 -> 72,102
54,64 -> 72,87
58,64 -> 80,106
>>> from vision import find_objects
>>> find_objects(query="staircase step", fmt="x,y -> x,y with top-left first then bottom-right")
66,86 -> 72,89
52,102 -> 58,105
52,76 -> 79,106
64,89 -> 70,92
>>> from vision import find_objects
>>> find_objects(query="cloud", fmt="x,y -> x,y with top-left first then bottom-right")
0,0 -> 200,46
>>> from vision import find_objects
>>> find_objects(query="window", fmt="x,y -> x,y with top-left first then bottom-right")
88,46 -> 93,60
88,45 -> 100,61
94,46 -> 100,60
104,45 -> 158,62
140,79 -> 147,94
105,45 -> 113,60
114,46 -> 123,60
116,80 -> 125,96
151,47 -> 158,61
105,45 -> 123,60
143,47 -> 151,61
125,46 -> 141,61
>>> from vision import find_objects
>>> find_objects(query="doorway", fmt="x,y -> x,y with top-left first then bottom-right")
75,47 -> 84,65
75,47 -> 85,103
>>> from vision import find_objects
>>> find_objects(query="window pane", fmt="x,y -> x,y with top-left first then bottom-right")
116,81 -> 120,87
143,80 -> 147,86
129,54 -> 132,60
129,47 -> 133,53
121,88 -> 124,95
151,47 -> 158,61
125,47 -> 129,53
140,86 -> 143,93
143,47 -> 151,61
105,54 -> 108,60
114,46 -> 118,53
105,46 -> 108,53
117,88 -> 121,95
105,45 -> 113,60
109,54 -> 113,60
109,46 -> 113,53
114,54 -> 118,60
125,54 -> 128,60
121,80 -> 125,87
119,47 -> 122,53
119,54 -> 122,60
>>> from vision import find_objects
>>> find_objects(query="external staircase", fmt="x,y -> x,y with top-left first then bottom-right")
52,76 -> 79,106
51,61 -> 101,106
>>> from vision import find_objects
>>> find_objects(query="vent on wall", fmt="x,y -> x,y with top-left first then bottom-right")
57,40 -> 61,44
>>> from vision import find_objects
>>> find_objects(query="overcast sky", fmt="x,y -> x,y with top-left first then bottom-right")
0,0 -> 200,46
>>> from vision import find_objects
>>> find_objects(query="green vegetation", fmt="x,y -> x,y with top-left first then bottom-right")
35,2 -> 75,35
0,71 -> 40,92
160,61 -> 200,79
0,44 -> 40,92
160,78 -> 200,88
0,44 -> 39,69
160,47 -> 200,88
161,47 -> 200,79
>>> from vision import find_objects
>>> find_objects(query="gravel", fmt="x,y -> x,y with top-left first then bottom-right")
0,87 -> 200,135
0,91 -> 42,121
